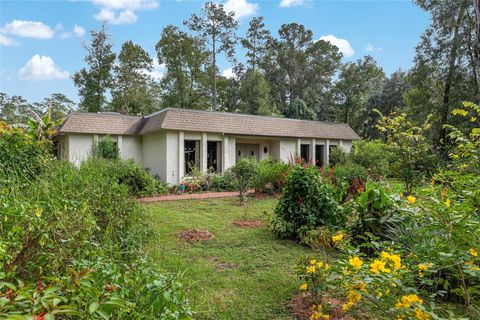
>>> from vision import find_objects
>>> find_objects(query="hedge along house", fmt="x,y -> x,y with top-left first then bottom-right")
56,108 -> 360,185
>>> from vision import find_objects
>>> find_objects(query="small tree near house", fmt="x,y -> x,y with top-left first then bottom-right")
231,158 -> 257,219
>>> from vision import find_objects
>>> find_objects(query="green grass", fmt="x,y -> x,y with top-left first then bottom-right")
145,197 -> 317,320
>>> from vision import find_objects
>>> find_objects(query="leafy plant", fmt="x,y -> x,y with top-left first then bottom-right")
230,158 -> 258,203
350,139 -> 393,179
91,135 -> 119,160
254,158 -> 289,194
329,146 -> 349,165
272,164 -> 342,240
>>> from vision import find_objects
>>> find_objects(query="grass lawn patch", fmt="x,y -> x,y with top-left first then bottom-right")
145,197 -> 316,319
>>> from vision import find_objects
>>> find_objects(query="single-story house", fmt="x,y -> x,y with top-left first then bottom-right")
56,108 -> 360,185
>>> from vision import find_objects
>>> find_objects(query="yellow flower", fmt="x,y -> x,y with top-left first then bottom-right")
310,259 -> 317,265
347,289 -> 361,303
407,195 -> 416,204
316,261 -> 324,268
381,251 -> 402,270
332,233 -> 344,243
470,117 -> 477,122
341,301 -> 353,311
299,283 -> 308,291
395,294 -> 423,309
399,192 -> 403,198
417,263 -> 432,277
324,263 -> 330,270
413,308 -> 431,320
444,199 -> 451,208
355,282 -> 367,291
307,265 -> 316,274
470,248 -> 478,257
349,256 -> 363,269
310,305 -> 330,320
370,259 -> 388,274
34,208 -> 43,218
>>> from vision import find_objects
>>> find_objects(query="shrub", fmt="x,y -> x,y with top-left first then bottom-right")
329,146 -> 349,165
350,140 -> 393,179
230,158 -> 258,202
91,135 -> 119,159
211,170 -> 238,191
333,163 -> 367,197
254,158 -> 289,194
272,164 -> 342,240
0,122 -> 50,181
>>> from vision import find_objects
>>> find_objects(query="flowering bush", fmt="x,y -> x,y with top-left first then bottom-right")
296,248 -> 439,319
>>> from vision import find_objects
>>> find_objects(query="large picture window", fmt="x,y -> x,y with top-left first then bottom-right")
315,145 -> 324,167
184,140 -> 200,175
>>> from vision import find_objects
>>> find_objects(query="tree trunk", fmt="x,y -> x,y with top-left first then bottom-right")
212,33 -> 217,111
438,5 -> 466,153
475,0 -> 480,103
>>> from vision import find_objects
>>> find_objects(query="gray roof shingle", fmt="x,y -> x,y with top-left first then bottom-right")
58,109 -> 360,140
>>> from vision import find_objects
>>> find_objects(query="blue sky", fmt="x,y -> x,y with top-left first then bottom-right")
0,0 -> 430,104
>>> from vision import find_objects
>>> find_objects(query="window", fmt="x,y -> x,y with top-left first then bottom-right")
207,141 -> 222,172
300,144 -> 310,162
184,140 -> 200,175
329,145 -> 337,164
315,145 -> 324,167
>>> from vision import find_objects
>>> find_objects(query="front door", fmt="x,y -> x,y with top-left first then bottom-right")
236,143 -> 260,162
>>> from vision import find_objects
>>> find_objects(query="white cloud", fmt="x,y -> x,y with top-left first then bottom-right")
95,8 -> 138,24
319,35 -> 355,57
19,55 -> 70,80
91,0 -> 158,25
364,43 -> 382,52
73,25 -> 86,37
279,0 -> 305,8
59,32 -> 72,39
1,20 -> 54,39
0,33 -> 18,46
224,0 -> 259,19
222,67 -> 234,79
90,0 -> 158,10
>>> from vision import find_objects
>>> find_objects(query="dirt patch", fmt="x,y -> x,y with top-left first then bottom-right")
177,229 -> 214,242
232,220 -> 267,228
289,293 -> 359,320
208,256 -> 237,271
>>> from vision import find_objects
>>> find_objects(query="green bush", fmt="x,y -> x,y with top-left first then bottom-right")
230,158 -> 258,201
328,146 -> 349,165
211,170 -> 238,191
0,122 -> 50,181
333,163 -> 368,197
91,135 -> 119,159
82,158 -> 169,197
272,164 -> 342,240
350,140 -> 393,179
254,158 -> 289,194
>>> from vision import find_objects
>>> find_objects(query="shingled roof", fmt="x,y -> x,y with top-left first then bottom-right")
58,109 -> 360,140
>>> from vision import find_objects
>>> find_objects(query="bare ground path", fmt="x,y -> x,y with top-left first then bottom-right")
139,190 -> 255,203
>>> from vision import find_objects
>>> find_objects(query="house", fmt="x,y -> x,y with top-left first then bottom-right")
56,108 -> 360,185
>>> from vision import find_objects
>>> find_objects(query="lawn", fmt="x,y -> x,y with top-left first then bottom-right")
145,197 -> 316,320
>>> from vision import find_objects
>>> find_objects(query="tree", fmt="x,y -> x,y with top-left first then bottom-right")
283,98 -> 316,120
73,25 -> 116,113
239,71 -> 275,116
412,0 -> 475,152
217,63 -> 245,112
475,0 -> 480,103
0,93 -> 35,124
241,17 -> 271,72
156,25 -> 209,110
33,93 -> 75,121
264,23 -> 341,116
334,56 -> 385,135
184,2 -> 238,111
111,41 -> 156,115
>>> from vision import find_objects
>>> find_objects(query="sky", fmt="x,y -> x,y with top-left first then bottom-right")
0,0 -> 431,104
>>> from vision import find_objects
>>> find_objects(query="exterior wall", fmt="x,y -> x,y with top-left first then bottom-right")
121,136 -> 142,163
279,139 -> 297,162
68,134 -> 94,166
141,131 -> 167,182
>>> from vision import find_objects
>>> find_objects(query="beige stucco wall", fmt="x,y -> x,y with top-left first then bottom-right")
68,134 -> 94,166
121,136 -> 142,163
141,131 -> 167,181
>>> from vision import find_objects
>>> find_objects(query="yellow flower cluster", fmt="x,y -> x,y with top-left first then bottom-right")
299,283 -> 308,291
349,256 -> 363,269
332,233 -> 344,243
470,248 -> 478,257
341,289 -> 362,311
417,263 -> 432,277
381,251 -> 402,270
413,308 -> 431,320
395,294 -> 423,309
370,259 -> 389,274
310,305 -> 330,320
406,195 -> 416,204
306,259 -> 329,274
